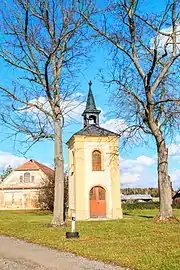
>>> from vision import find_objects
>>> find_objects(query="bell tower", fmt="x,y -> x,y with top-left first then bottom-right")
82,81 -> 101,127
67,81 -> 122,221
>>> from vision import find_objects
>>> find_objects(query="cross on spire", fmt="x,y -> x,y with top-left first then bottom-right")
89,80 -> 92,90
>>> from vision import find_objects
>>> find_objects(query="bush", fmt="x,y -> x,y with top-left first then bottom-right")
122,202 -> 159,210
172,201 -> 180,209
36,176 -> 55,211
36,176 -> 68,214
122,201 -> 180,210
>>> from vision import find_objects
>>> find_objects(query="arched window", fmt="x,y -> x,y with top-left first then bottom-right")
92,150 -> 102,171
89,115 -> 96,124
24,172 -> 30,183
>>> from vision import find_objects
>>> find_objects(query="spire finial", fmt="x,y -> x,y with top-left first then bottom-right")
89,80 -> 92,90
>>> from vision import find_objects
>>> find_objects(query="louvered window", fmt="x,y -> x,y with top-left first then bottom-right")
92,150 -> 101,171
24,172 -> 30,183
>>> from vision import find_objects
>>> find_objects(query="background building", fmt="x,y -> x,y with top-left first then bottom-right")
0,159 -> 54,209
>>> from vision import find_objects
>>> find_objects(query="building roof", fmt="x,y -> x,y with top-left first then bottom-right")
173,189 -> 180,199
121,194 -> 153,201
82,81 -> 101,116
15,159 -> 54,179
73,124 -> 119,137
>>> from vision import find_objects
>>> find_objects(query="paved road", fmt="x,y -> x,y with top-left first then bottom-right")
0,256 -> 45,269
0,236 -> 126,270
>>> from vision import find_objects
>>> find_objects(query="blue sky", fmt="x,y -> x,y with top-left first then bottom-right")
0,0 -> 180,190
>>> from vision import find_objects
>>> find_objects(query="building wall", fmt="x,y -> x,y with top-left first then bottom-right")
68,135 -> 122,220
0,169 -> 48,209
84,140 -> 112,219
74,138 -> 85,220
0,189 -> 39,209
68,140 -> 75,212
109,139 -> 123,219
68,136 -> 86,220
2,170 -> 44,186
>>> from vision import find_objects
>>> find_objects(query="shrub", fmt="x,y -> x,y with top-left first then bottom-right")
122,201 -> 180,210
122,202 -> 159,210
36,176 -> 68,214
172,201 -> 180,209
36,176 -> 55,211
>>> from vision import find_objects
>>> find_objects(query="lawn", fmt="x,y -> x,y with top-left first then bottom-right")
0,209 -> 180,270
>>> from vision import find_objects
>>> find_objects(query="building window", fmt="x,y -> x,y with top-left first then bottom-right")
20,175 -> 23,182
89,115 -> 96,124
90,187 -> 96,200
99,187 -> 105,200
31,175 -> 35,183
12,193 -> 15,204
24,172 -> 30,183
92,150 -> 102,171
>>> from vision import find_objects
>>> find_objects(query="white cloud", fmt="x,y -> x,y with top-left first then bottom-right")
136,155 -> 155,166
151,25 -> 180,54
176,135 -> 180,142
21,95 -> 87,126
0,151 -> 26,170
121,155 -> 155,173
120,151 -> 180,189
101,118 -> 128,134
120,155 -> 155,186
64,163 -> 68,169
170,169 -> 180,189
168,143 -> 180,156
121,172 -> 141,186
21,95 -> 130,136
62,99 -> 85,123
26,96 -> 111,127
19,97 -> 50,120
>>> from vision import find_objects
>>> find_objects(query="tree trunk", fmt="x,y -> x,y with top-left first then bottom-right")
157,139 -> 173,220
51,115 -> 64,226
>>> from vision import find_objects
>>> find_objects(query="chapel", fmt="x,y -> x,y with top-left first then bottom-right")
67,82 -> 122,220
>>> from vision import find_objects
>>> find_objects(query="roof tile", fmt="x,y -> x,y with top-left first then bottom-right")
15,160 -> 54,179
73,124 -> 119,137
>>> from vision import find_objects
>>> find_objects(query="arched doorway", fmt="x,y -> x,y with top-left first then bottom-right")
89,186 -> 106,218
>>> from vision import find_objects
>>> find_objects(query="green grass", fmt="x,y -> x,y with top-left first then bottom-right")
0,209 -> 180,270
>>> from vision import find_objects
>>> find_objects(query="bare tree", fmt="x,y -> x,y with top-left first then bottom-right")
37,174 -> 68,215
79,0 -> 180,220
0,0 -> 92,226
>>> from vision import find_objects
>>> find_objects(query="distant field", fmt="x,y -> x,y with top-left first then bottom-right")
0,209 -> 180,270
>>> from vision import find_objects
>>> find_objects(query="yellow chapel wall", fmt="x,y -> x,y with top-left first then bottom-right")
67,141 -> 75,213
84,140 -> 112,219
68,136 -> 122,220
109,138 -> 123,219
73,137 -> 86,220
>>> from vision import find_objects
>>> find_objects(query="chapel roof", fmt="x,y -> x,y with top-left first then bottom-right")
15,159 -> 54,179
70,124 -> 119,138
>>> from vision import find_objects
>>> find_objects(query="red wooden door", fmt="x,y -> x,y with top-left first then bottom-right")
90,186 -> 106,217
